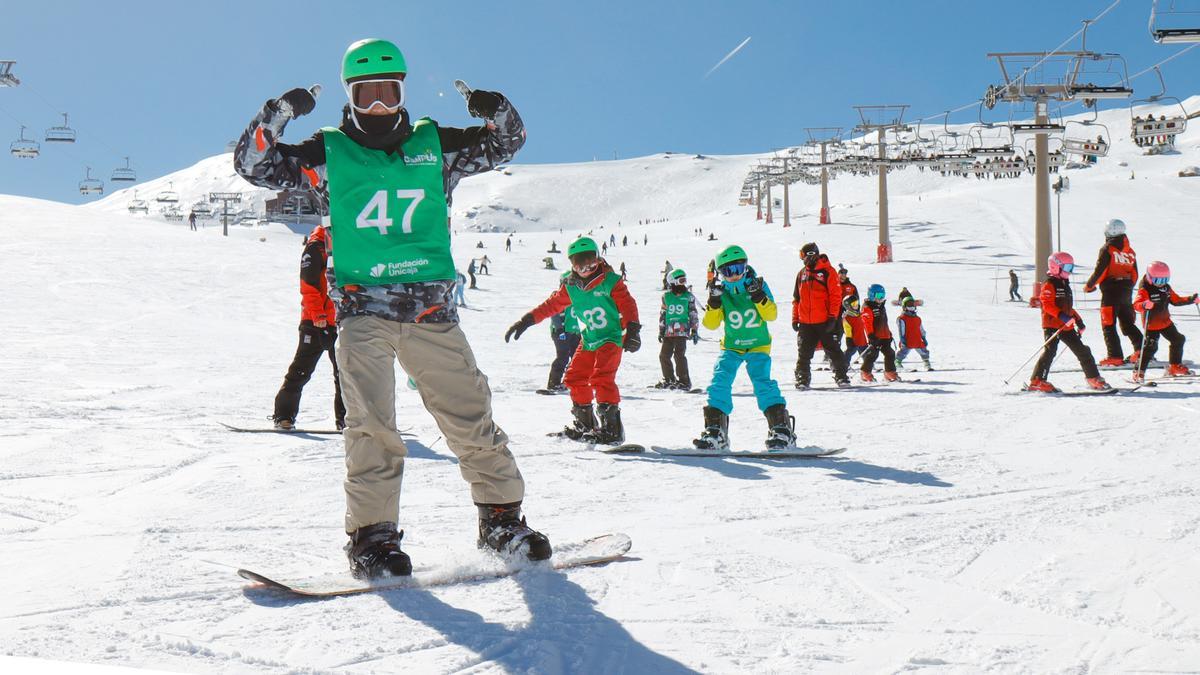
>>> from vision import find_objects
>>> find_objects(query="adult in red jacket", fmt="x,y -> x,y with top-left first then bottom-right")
273,224 -> 347,429
791,242 -> 849,388
1029,252 -> 1109,392
1083,219 -> 1143,366
1132,261 -> 1199,381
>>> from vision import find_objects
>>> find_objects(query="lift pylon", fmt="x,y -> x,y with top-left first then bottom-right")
804,127 -> 841,224
853,105 -> 908,263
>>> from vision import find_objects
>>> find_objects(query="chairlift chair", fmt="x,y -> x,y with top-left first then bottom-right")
1061,110 -> 1111,157
0,61 -> 18,87
44,113 -> 76,143
161,206 -> 184,221
10,125 -> 39,158
1128,66 -> 1189,145
1066,30 -> 1133,103
111,157 -> 137,182
155,181 -> 180,203
128,190 -> 149,214
1149,0 -> 1200,43
967,124 -> 1015,157
78,167 -> 103,196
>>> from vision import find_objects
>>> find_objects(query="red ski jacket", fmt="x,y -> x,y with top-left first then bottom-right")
529,260 -> 639,327
300,225 -> 336,325
897,314 -> 926,348
1135,282 -> 1197,331
1040,277 -> 1082,330
1084,236 -> 1137,293
792,255 -> 842,324
843,313 -> 868,347
862,301 -> 892,340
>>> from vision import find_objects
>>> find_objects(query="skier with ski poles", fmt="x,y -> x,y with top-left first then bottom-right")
693,245 -> 796,450
656,268 -> 699,390
1083,218 -> 1143,367
505,236 -> 641,445
272,223 -> 346,431
859,284 -> 901,382
234,38 -> 550,579
1027,252 -> 1110,392
1131,261 -> 1199,383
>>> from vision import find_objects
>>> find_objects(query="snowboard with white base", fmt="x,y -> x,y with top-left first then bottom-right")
237,533 -> 632,598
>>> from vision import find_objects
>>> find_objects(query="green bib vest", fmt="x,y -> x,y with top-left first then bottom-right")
662,290 -> 692,330
565,273 -> 623,350
322,119 -> 455,286
720,288 -> 771,350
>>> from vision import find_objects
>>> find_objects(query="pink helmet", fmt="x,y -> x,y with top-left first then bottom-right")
1146,260 -> 1170,286
1047,251 -> 1075,279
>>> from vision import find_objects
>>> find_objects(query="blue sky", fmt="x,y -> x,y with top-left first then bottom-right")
1,0 -> 1197,204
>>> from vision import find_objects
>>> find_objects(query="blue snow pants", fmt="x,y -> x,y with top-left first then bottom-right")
706,349 -> 786,415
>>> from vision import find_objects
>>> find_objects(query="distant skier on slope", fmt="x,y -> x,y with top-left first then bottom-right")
1132,261 -> 1199,383
694,245 -> 796,450
234,38 -> 550,578
1028,253 -> 1110,392
272,223 -> 346,431
859,284 -> 900,382
656,268 -> 699,390
505,237 -> 641,445
1083,219 -> 1143,367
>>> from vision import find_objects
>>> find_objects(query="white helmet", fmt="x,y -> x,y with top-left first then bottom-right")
1104,218 -> 1126,238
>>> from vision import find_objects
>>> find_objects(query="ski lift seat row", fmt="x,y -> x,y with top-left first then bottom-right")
45,113 -> 76,143
111,157 -> 136,182
1069,84 -> 1134,100
78,167 -> 103,196
1061,138 -> 1109,157
10,125 -> 39,158
1011,122 -> 1066,136
1131,117 -> 1187,139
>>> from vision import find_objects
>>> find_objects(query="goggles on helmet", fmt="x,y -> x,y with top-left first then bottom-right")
718,261 -> 747,279
1150,275 -> 1169,286
1060,262 -> 1075,275
571,253 -> 599,275
346,77 -> 405,113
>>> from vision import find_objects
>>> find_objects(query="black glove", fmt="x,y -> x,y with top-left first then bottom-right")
623,322 -> 642,353
276,87 -> 317,117
791,321 -> 802,332
505,313 -> 534,342
467,90 -> 504,119
690,330 -> 700,345
707,284 -> 724,310
823,318 -> 839,335
743,269 -> 766,303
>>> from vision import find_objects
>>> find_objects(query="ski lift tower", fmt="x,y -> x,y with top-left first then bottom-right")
768,155 -> 791,227
986,41 -> 1131,300
853,105 -> 908,262
805,127 -> 841,224
0,61 -> 18,87
209,192 -> 243,237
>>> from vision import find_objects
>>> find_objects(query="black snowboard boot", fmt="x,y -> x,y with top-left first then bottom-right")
478,503 -> 552,561
693,405 -> 730,450
764,404 -> 796,450
588,403 -> 625,445
563,403 -> 597,440
345,523 -> 412,579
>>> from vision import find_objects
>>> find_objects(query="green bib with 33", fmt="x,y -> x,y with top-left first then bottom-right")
565,273 -> 623,350
323,119 -> 455,286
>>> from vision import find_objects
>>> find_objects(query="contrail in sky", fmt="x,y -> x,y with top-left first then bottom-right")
704,36 -> 752,78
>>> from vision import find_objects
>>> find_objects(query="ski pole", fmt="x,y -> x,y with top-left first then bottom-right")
1003,325 -> 1067,385
1136,303 -> 1151,376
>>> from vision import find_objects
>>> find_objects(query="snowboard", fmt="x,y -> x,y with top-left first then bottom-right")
221,422 -> 414,436
652,445 -> 846,459
238,533 -> 632,598
535,388 -> 566,395
545,432 -> 646,454
646,385 -> 704,394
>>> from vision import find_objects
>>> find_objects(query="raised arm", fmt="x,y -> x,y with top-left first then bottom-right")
233,88 -> 327,199
439,91 -> 527,198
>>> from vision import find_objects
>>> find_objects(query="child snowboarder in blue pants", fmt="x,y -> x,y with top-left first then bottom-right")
693,245 -> 796,451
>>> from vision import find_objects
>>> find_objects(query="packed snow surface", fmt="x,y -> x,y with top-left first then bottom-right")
4,98 -> 1200,673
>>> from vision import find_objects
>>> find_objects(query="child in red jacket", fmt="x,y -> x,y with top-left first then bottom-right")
1132,260 -> 1199,382
1029,252 -> 1109,392
859,284 -> 899,382
841,295 -> 868,361
896,298 -> 933,371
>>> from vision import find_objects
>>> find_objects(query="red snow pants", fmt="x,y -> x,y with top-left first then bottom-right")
564,341 -> 622,405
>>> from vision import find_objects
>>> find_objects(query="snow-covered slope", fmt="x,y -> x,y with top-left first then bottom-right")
4,96 -> 1200,673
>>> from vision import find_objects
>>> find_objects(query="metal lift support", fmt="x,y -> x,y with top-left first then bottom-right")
853,105 -> 909,263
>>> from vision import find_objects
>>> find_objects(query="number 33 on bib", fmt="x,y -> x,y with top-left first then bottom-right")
322,119 -> 456,286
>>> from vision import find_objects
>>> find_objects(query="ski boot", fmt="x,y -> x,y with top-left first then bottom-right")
1131,370 -> 1146,384
923,359 -> 934,371
273,417 -> 295,431
895,359 -> 906,371
860,370 -> 876,383
884,371 -> 901,383
834,375 -> 852,389
693,406 -> 730,451
764,404 -> 796,450
587,403 -> 625,445
477,503 -> 552,562
549,383 -> 569,393
794,376 -> 810,391
1098,357 -> 1125,368
1125,351 -> 1142,366
653,379 -> 675,389
345,523 -> 412,579
563,404 -> 597,440
1086,377 -> 1112,391
671,380 -> 693,391
1026,378 -> 1058,393
1167,364 -> 1194,377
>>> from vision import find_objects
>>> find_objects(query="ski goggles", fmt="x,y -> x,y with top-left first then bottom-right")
718,261 -> 747,278
1059,262 -> 1075,274
571,254 -> 599,275
1150,275 -> 1169,286
345,77 -> 406,113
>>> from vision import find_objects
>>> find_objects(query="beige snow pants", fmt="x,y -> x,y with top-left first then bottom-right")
336,316 -> 525,533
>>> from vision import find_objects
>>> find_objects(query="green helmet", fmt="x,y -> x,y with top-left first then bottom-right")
715,245 -> 748,268
669,268 -> 687,281
567,237 -> 598,258
342,39 -> 407,82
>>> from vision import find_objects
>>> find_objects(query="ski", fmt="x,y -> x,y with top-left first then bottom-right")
1019,386 -> 1119,396
651,445 -> 846,459
237,533 -> 632,598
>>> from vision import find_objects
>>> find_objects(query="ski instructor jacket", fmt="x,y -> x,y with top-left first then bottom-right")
300,224 -> 336,325
1084,235 -> 1138,305
234,95 -> 526,325
791,254 -> 842,326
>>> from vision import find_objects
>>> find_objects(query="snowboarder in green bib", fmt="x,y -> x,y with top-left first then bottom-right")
234,38 -> 549,579
505,237 -> 641,445
694,245 -> 797,451
656,268 -> 699,389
